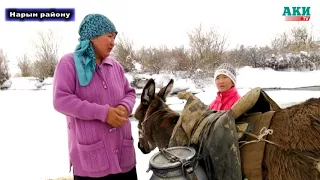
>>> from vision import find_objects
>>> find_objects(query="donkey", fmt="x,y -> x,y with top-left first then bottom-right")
134,78 -> 320,180
134,79 -> 242,180
134,78 -> 180,154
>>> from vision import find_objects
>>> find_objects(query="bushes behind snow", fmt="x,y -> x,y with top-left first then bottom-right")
263,51 -> 318,71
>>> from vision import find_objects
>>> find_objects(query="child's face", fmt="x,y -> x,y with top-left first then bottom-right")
215,74 -> 234,92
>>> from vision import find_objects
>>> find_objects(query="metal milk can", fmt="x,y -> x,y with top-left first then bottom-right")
147,146 -> 208,180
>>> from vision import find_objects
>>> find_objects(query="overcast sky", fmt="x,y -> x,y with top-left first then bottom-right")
0,0 -> 319,74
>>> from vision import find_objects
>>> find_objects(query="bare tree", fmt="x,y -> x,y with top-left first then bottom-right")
31,29 -> 60,81
169,46 -> 190,71
188,24 -> 228,73
18,53 -> 32,77
248,46 -> 262,68
271,32 -> 290,54
113,33 -> 136,72
137,45 -> 171,74
225,45 -> 247,67
271,25 -> 319,54
290,25 -> 319,52
156,45 -> 177,73
135,46 -> 147,71
224,44 -> 272,68
0,49 -> 10,85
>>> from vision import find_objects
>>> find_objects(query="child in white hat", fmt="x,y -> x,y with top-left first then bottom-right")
209,63 -> 241,110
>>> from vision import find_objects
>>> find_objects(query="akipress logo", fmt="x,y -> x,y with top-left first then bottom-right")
282,6 -> 310,21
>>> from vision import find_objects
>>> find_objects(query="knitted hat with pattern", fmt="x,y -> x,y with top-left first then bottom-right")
214,63 -> 237,85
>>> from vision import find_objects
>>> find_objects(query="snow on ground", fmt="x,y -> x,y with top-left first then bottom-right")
1,67 -> 320,180
2,77 -> 53,90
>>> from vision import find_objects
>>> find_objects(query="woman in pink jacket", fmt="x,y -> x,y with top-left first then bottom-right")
209,63 -> 241,111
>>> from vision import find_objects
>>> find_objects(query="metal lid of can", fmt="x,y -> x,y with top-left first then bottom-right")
149,146 -> 196,169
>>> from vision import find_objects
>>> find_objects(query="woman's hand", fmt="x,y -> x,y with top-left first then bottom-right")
116,105 -> 129,117
105,107 -> 128,127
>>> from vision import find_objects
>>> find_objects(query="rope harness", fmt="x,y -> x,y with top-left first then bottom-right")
239,127 -> 274,148
238,127 -> 320,169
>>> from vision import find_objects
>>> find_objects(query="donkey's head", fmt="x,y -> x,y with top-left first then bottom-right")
134,78 -> 180,154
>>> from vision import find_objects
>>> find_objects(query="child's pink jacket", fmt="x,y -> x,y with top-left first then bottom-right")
209,87 -> 241,111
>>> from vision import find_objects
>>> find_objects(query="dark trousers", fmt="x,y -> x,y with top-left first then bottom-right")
74,167 -> 138,180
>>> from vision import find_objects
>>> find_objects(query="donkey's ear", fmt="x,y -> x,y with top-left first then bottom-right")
158,79 -> 174,101
141,78 -> 156,105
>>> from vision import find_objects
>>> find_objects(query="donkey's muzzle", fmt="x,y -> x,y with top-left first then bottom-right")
138,142 -> 151,154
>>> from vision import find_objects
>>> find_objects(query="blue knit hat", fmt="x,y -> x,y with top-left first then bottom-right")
74,14 -> 118,86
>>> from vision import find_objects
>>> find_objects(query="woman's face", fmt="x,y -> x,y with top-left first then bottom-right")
91,32 -> 116,61
215,74 -> 234,92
